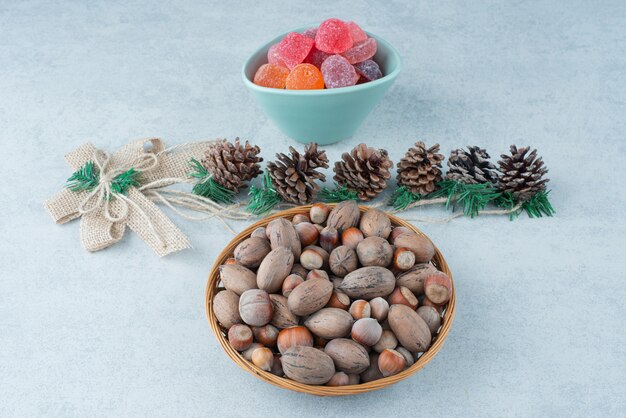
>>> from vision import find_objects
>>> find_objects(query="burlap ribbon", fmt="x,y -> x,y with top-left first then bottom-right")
44,138 -> 206,257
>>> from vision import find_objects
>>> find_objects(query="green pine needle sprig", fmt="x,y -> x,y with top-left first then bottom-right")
188,158 -> 234,204
454,183 -> 502,218
319,183 -> 358,203
389,186 -> 423,210
494,191 -> 521,220
66,161 -> 99,192
247,172 -> 281,215
522,190 -> 555,218
110,168 -> 141,196
66,161 -> 140,198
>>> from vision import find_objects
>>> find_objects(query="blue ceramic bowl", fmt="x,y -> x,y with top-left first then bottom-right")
242,27 -> 402,145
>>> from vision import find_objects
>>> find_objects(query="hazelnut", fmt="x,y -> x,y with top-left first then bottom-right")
378,349 -> 406,377
388,286 -> 419,310
253,324 -> 279,347
326,371 -> 350,386
417,306 -> 442,334
372,330 -> 398,353
310,202 -> 331,224
281,274 -> 304,297
421,296 -> 444,314
300,248 -> 324,270
224,258 -> 237,265
320,226 -> 340,253
341,227 -> 364,250
424,273 -> 452,304
396,347 -> 415,368
369,297 -> 389,322
277,326 -> 314,354
251,347 -> 274,371
349,300 -> 371,320
326,290 -> 350,310
228,324 -> 254,351
351,318 -> 383,347
393,247 -> 416,271
294,222 -> 319,247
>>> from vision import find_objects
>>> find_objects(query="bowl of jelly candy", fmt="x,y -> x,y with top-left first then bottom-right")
242,19 -> 402,145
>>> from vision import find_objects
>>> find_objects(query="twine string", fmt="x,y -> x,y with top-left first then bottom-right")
75,147 -> 166,247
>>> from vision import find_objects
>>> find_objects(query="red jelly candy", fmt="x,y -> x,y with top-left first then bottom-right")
253,63 -> 290,88
354,59 -> 383,82
346,21 -> 367,43
277,32 -> 314,70
342,38 -> 377,64
302,27 -> 317,39
321,55 -> 358,89
303,46 -> 331,69
267,43 -> 287,68
315,18 -> 353,54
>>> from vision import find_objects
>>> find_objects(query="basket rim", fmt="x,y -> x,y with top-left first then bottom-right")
205,204 -> 456,396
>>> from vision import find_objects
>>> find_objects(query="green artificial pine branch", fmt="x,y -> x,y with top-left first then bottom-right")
110,168 -> 141,196
188,158 -> 235,204
247,172 -> 281,215
494,191 -> 521,220
66,161 -> 140,198
522,190 -> 555,218
389,186 -> 423,210
66,161 -> 99,192
319,183 -> 358,203
454,183 -> 502,218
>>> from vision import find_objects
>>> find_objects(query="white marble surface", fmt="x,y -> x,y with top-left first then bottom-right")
1,1 -> 625,416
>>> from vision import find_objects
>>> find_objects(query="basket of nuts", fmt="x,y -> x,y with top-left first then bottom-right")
205,201 -> 455,396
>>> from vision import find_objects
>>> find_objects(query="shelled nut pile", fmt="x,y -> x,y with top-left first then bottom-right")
213,201 -> 452,386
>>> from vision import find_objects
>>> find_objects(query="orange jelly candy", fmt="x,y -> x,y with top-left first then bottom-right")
285,64 -> 325,90
253,63 -> 289,88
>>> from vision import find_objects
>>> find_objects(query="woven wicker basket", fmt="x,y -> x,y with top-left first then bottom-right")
205,204 -> 456,396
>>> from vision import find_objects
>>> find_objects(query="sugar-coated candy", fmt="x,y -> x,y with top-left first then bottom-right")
353,59 -> 383,81
267,43 -> 287,68
315,18 -> 353,54
286,64 -> 325,90
346,21 -> 367,43
277,32 -> 315,70
303,46 -> 331,69
342,38 -> 377,64
253,63 -> 290,88
321,55 -> 359,89
302,28 -> 317,39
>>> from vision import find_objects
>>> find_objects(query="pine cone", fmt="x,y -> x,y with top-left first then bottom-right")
267,143 -> 329,204
333,143 -> 393,201
497,145 -> 549,201
201,138 -> 262,191
445,146 -> 497,184
396,141 -> 444,195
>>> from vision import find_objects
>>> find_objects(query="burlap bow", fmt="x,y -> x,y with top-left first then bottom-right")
44,138 -> 205,256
